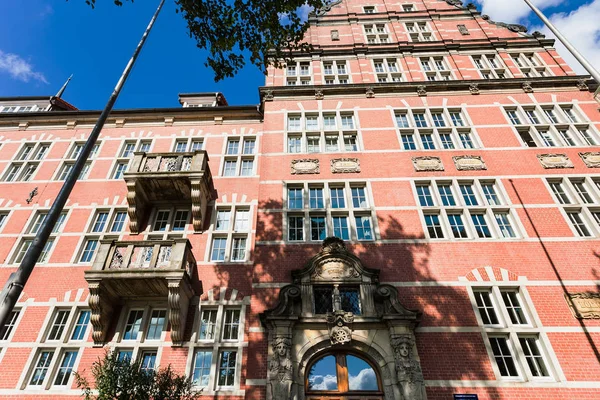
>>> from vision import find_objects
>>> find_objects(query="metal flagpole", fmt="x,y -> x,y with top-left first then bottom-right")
523,0 -> 600,85
0,0 -> 166,329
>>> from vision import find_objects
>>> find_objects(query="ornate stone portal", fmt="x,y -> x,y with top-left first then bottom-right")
261,238 -> 426,400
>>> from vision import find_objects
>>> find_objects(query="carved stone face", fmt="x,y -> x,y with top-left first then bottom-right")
275,342 -> 288,358
398,342 -> 410,358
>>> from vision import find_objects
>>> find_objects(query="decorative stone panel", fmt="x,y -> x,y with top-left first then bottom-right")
453,155 -> 487,171
412,156 -> 444,172
331,158 -> 361,173
537,153 -> 574,169
579,152 -> 600,168
291,159 -> 320,174
565,292 -> 600,319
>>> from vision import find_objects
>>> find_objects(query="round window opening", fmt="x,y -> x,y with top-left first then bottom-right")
306,353 -> 381,396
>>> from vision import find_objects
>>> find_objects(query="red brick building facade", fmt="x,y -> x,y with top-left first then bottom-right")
1,0 -> 600,399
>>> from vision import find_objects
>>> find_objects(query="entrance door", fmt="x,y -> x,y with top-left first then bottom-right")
305,353 -> 384,400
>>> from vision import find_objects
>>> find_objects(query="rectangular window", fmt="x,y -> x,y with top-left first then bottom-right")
501,291 -> 527,325
217,350 -> 237,386
30,213 -> 66,235
174,141 -> 188,153
459,132 -> 474,149
234,210 -> 250,231
153,210 -> 170,231
420,134 -> 435,150
416,185 -> 434,207
482,183 -> 500,205
242,139 -> 255,154
79,239 -> 98,263
330,187 -> 346,208
211,238 -> 227,261
231,238 -> 247,261
216,210 -> 231,231
351,187 -> 367,208
474,291 -> 499,325
15,239 -> 32,264
401,134 -> 416,150
0,310 -> 19,340
121,143 -> 136,157
192,350 -> 213,386
144,310 -> 166,341
227,140 -> 240,155
48,310 -> 70,341
222,310 -> 241,340
110,212 -> 127,232
307,136 -> 320,153
140,351 -> 157,373
395,113 -> 410,128
424,214 -> 444,238
567,212 -> 591,237
495,213 -> 516,238
438,185 -> 456,206
53,351 -> 78,386
489,337 -> 519,377
172,210 -> 189,231
288,188 -> 303,209
123,310 -> 144,340
199,309 -> 217,340
288,136 -> 302,153
309,188 -> 324,209
572,181 -> 594,204
311,216 -> 327,241
507,110 -> 521,125
223,160 -> 237,176
92,212 -> 109,233
332,216 -> 350,240
29,351 -> 54,385
471,214 -> 492,238
460,184 -> 478,206
71,310 -> 91,341
288,216 -> 304,241
448,214 -> 468,238
519,337 -> 549,377
325,136 -> 339,152
113,162 -> 128,179
355,216 -> 373,240
240,159 -> 254,176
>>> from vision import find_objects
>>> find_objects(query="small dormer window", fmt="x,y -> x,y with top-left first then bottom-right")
364,6 -> 375,13
313,285 -> 361,315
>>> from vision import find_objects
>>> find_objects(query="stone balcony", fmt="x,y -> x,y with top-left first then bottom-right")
84,238 -> 200,346
123,151 -> 215,234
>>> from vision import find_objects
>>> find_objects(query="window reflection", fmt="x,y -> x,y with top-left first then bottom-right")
347,355 -> 378,391
308,355 -> 338,391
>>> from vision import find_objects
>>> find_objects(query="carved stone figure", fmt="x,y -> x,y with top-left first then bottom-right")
327,309 -> 354,345
416,85 -> 427,96
522,82 -> 534,93
469,83 -> 480,95
392,336 -> 426,400
315,90 -> 324,100
268,336 -> 294,400
366,86 -> 375,98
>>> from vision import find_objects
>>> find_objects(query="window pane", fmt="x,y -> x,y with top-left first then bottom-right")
123,310 -> 144,340
30,351 -> 54,385
474,291 -> 499,325
218,351 -> 237,386
92,212 -> 109,232
330,188 -> 346,208
311,217 -> 327,241
495,213 -> 516,238
288,216 -> 304,241
48,310 -> 70,340
211,238 -> 227,261
424,214 -> 444,238
309,188 -> 324,209
568,212 -> 591,237
140,351 -> 157,373
332,216 -> 349,240
471,214 -> 492,238
459,184 -> 478,206
438,185 -> 455,206
448,214 -> 468,238
501,291 -> 527,324
223,309 -> 241,340
347,355 -> 378,391
71,310 -> 90,341
231,238 -> 247,261
153,210 -> 170,231
54,351 -> 78,386
351,187 -> 367,208
490,337 -> 519,377
173,210 -> 189,231
199,310 -> 217,340
193,351 -> 213,386
0,310 -> 19,340
307,355 -> 338,391
146,309 -> 166,340
416,185 -> 434,207
355,216 -> 373,240
519,337 -> 549,377
341,288 -> 361,315
79,239 -> 98,263
111,212 -> 127,232
216,210 -> 231,231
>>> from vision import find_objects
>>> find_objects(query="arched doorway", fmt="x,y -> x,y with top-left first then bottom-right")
305,352 -> 384,400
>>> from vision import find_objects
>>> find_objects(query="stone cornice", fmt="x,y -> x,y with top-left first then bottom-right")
259,75 -> 595,102
0,105 -> 263,129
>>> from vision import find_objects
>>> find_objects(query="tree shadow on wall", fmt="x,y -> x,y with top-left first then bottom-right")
206,198 -> 501,400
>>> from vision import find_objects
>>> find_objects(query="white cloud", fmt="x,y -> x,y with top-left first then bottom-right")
298,4 -> 313,21
473,0 -> 561,23
0,50 -> 48,84
308,374 -> 337,390
348,368 -> 378,390
532,0 -> 600,76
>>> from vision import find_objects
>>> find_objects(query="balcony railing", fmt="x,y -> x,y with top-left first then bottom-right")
84,239 -> 200,346
124,151 -> 214,234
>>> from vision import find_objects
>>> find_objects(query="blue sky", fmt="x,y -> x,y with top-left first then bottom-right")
0,0 -> 598,110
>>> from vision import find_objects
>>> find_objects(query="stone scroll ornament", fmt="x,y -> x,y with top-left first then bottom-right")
565,292 -> 600,319
579,152 -> 600,168
391,335 -> 426,400
412,156 -> 444,172
536,154 -> 574,169
268,336 -> 294,400
291,159 -> 320,175
453,155 -> 487,171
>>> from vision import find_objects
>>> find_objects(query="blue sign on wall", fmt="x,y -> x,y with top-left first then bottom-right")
454,395 -> 478,400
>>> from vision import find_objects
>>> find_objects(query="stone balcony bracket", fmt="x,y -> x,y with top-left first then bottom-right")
124,151 -> 215,234
84,238 -> 201,347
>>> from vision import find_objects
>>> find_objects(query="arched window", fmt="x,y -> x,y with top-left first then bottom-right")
306,353 -> 383,399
